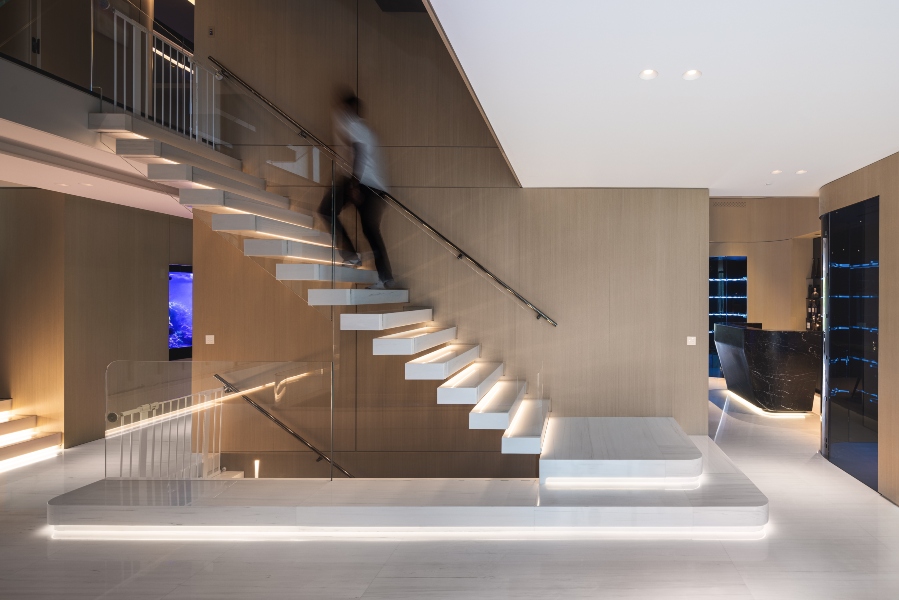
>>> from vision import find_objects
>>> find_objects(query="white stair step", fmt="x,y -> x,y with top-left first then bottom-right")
244,239 -> 340,264
502,399 -> 550,454
308,289 -> 409,306
180,189 -> 314,228
148,164 -> 289,210
373,327 -> 456,356
469,379 -> 527,429
0,399 -> 11,413
341,308 -> 433,331
0,415 -> 37,437
277,263 -> 378,284
405,344 -> 480,380
212,470 -> 245,480
213,214 -> 326,245
0,432 -> 61,462
437,362 -> 504,405
116,139 -> 263,188
88,113 -> 241,170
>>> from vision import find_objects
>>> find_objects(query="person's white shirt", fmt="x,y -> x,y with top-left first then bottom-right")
334,109 -> 389,192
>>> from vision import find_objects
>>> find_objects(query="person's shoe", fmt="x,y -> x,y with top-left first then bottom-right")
368,278 -> 396,290
339,252 -> 362,267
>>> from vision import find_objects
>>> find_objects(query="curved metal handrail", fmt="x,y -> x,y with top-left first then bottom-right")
206,56 -> 558,327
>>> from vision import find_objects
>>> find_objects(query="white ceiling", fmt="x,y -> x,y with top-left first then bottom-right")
429,0 -> 899,196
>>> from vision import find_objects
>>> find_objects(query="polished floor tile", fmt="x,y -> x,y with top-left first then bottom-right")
1,383 -> 898,598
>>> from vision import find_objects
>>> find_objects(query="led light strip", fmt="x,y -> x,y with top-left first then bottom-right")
49,524 -> 766,542
0,446 -> 61,474
542,476 -> 702,491
727,392 -> 808,420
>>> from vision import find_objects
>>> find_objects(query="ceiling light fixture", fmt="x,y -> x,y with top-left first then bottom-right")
57,183 -> 68,186
682,69 -> 702,80
81,183 -> 93,187
796,170 -> 807,175
771,170 -> 782,175
639,69 -> 658,80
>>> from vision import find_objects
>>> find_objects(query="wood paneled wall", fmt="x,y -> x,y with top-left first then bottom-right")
192,0 -> 710,477
819,153 -> 899,504
709,197 -> 821,331
0,189 -> 190,447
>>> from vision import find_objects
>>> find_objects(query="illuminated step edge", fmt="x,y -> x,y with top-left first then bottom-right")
405,344 -> 480,380
213,213 -> 326,244
244,239 -> 339,264
501,398 -> 550,454
115,139 -> 263,188
277,263 -> 378,284
438,362 -> 504,405
148,163 -> 289,210
308,288 -> 409,306
0,415 -> 37,437
0,432 -> 61,462
340,308 -> 433,331
373,327 -> 456,356
180,189 -> 315,228
469,379 -> 527,429
0,399 -> 12,413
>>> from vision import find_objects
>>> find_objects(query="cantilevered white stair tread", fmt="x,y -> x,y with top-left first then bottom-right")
277,263 -> 378,284
373,327 -> 456,356
341,308 -> 433,331
180,189 -> 314,228
88,113 -> 241,170
469,379 -> 527,430
405,344 -> 480,381
148,164 -> 289,210
502,399 -> 550,454
244,239 -> 342,264
0,432 -> 61,462
116,139 -> 262,188
437,362 -> 504,405
0,415 -> 37,437
213,214 -> 326,245
538,417 -> 704,482
308,288 -> 409,306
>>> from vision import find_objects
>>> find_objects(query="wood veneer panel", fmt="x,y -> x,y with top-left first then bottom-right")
0,190 -> 66,437
820,152 -> 899,504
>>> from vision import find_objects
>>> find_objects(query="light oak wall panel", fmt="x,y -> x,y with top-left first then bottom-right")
0,189 -> 66,436
63,197 -> 178,447
710,197 -> 820,331
819,152 -> 899,504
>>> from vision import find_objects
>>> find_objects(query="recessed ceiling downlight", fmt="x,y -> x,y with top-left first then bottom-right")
682,69 -> 702,80
639,69 -> 658,80
796,170 -> 808,175
771,170 -> 782,175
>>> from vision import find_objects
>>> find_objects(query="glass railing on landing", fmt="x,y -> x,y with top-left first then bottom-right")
104,360 -> 348,480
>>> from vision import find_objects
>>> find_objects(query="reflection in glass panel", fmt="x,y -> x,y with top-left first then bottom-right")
824,196 -> 879,490
709,257 -> 747,376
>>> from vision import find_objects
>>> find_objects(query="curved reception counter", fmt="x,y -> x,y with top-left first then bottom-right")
714,324 -> 822,413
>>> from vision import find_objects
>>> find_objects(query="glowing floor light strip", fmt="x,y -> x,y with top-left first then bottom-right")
0,429 -> 35,448
0,410 -> 11,424
727,392 -> 808,419
542,476 -> 702,491
49,524 -> 766,542
0,446 -> 61,474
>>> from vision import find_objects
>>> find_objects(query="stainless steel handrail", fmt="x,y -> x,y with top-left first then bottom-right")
206,55 -> 558,327
213,374 -> 353,478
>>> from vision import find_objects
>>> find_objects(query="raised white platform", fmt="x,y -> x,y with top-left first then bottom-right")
0,432 -> 61,462
340,308 -> 433,331
277,263 -> 378,284
405,344 -> 479,380
539,417 -> 704,484
0,414 -> 37,436
437,362 -> 504,405
373,327 -> 455,355
46,436 -> 767,534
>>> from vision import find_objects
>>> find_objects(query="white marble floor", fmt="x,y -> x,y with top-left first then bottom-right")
1,388 -> 898,599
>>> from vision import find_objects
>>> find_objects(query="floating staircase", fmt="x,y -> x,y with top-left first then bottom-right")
0,399 -> 62,465
88,111 -> 552,457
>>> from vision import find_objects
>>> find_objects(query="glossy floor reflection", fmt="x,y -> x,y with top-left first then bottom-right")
1,389 -> 898,599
